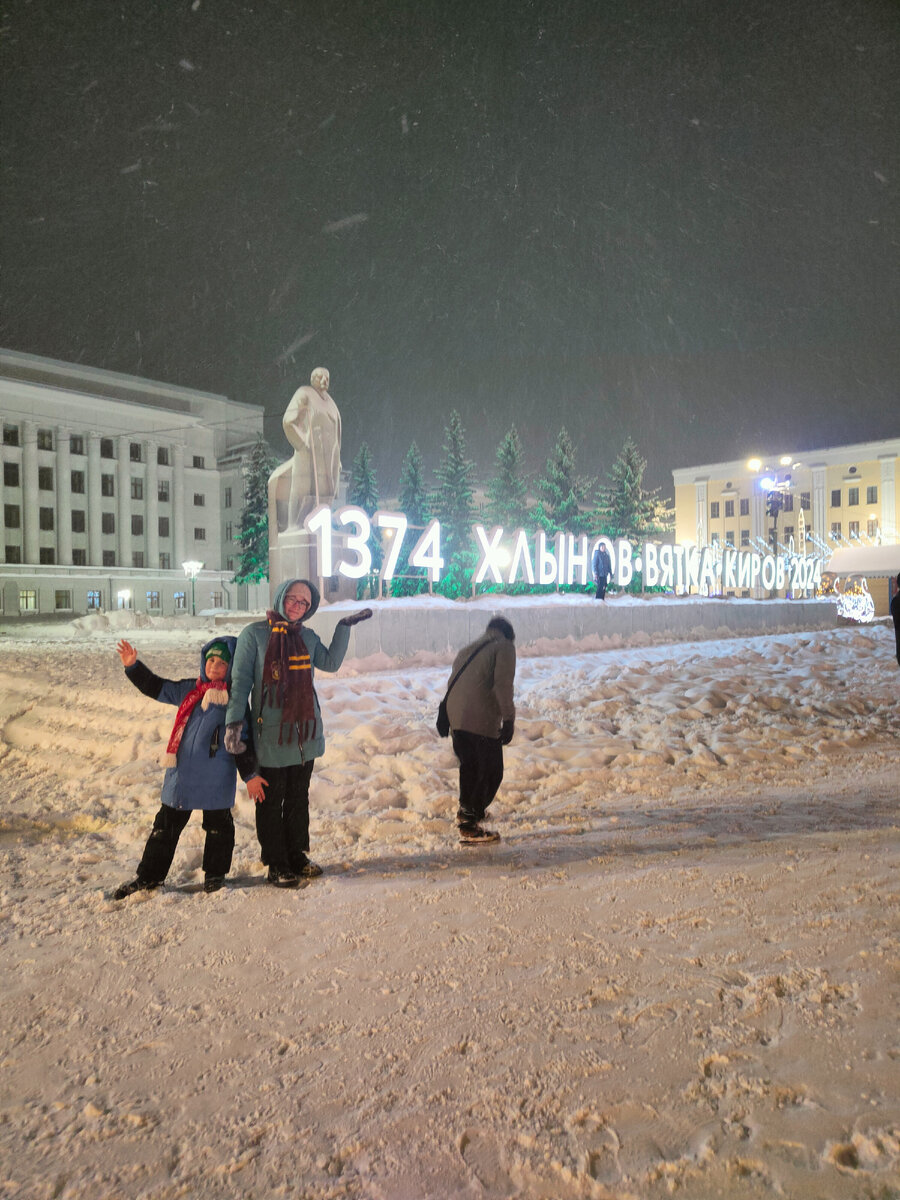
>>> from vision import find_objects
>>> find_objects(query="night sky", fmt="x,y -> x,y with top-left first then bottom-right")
1,0 -> 898,494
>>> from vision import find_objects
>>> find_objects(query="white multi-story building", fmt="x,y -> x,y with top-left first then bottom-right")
0,348 -> 267,618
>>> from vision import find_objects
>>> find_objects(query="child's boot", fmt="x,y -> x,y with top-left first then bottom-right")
113,877 -> 160,901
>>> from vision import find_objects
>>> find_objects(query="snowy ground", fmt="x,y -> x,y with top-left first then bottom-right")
1,606 -> 898,1200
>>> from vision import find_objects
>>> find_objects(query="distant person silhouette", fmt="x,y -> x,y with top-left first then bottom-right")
592,540 -> 612,600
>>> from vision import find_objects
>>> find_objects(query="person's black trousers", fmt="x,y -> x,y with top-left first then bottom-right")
136,805 -> 235,883
452,730 -> 504,824
594,580 -> 607,599
254,761 -> 315,870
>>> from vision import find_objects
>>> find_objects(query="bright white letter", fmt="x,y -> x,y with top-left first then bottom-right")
508,529 -> 535,586
374,510 -> 407,581
335,506 -> 372,579
537,531 -> 558,585
672,545 -> 686,592
685,545 -> 701,592
643,542 -> 660,587
305,504 -> 334,578
615,539 -> 633,588
567,535 -> 590,586
409,519 -> 444,582
658,544 -> 674,590
749,553 -> 762,589
699,548 -> 718,593
473,525 -> 506,585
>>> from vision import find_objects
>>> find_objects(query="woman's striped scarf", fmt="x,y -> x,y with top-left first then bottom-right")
262,611 -> 316,745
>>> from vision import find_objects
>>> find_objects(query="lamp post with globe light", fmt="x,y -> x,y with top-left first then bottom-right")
748,455 -> 800,594
181,560 -> 203,616
748,456 -> 799,558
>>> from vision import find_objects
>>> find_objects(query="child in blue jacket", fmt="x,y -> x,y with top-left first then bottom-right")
112,636 -> 262,898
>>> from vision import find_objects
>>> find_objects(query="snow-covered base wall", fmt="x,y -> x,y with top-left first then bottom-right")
304,594 -> 842,664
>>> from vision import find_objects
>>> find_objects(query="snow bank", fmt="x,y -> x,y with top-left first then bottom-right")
0,609 -> 898,1199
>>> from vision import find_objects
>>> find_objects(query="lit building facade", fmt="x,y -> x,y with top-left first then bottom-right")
672,437 -> 900,596
0,348 -> 267,618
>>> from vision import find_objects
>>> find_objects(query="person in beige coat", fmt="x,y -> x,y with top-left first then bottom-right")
445,616 -> 516,843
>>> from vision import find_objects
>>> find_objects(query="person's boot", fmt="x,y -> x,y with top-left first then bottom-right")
203,875 -> 226,893
458,824 -> 501,844
267,866 -> 300,888
294,853 -> 323,878
113,877 -> 160,901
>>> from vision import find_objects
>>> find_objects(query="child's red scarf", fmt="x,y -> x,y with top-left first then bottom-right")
262,611 -> 316,745
163,679 -> 230,768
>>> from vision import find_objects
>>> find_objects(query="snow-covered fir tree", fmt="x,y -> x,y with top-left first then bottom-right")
432,411 -> 475,550
432,410 -> 476,597
592,437 -> 673,541
535,426 -> 592,534
392,441 -> 430,596
348,442 -> 379,513
348,442 -> 382,596
487,425 -> 530,529
233,436 -> 277,584
397,441 -> 429,527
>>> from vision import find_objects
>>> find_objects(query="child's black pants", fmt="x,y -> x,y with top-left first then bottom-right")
136,805 -> 235,884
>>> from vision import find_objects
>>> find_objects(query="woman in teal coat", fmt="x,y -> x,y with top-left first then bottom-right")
225,578 -> 371,887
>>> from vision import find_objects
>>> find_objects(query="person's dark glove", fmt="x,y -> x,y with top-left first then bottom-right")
224,722 -> 246,754
338,608 -> 373,627
500,719 -> 515,746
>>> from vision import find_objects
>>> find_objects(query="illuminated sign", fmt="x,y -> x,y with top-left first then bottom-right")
306,505 -> 443,581
304,507 -> 824,593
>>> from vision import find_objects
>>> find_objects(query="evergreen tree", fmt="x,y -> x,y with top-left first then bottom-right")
392,441 -> 430,596
592,437 -> 673,541
486,425 -> 530,529
536,426 -> 592,534
397,441 -> 429,526
348,442 -> 379,513
432,410 -> 477,597
348,442 -> 382,596
432,410 -> 475,553
234,436 -> 277,584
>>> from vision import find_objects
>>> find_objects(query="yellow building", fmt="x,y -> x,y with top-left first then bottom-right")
672,437 -> 900,600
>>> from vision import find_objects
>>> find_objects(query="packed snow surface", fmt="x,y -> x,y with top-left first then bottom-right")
1,605 -> 898,1199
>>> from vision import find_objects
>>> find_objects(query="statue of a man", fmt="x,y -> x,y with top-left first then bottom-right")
269,367 -> 342,532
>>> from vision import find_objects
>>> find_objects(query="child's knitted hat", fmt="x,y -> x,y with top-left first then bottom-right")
205,641 -> 231,663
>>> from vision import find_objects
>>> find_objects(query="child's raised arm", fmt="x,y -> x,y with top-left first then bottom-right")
116,640 -> 138,667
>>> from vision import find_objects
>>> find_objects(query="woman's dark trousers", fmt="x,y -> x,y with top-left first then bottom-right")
452,730 -> 504,825
136,805 -> 235,884
254,761 -> 315,870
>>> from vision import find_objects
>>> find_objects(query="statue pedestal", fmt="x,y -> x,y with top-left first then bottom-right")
269,528 -> 358,603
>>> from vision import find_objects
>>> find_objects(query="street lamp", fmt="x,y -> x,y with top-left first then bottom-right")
748,456 -> 801,596
748,456 -> 796,559
181,560 -> 203,616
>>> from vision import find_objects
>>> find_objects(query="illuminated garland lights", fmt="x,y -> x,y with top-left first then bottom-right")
830,577 -> 876,624
301,505 -> 826,595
